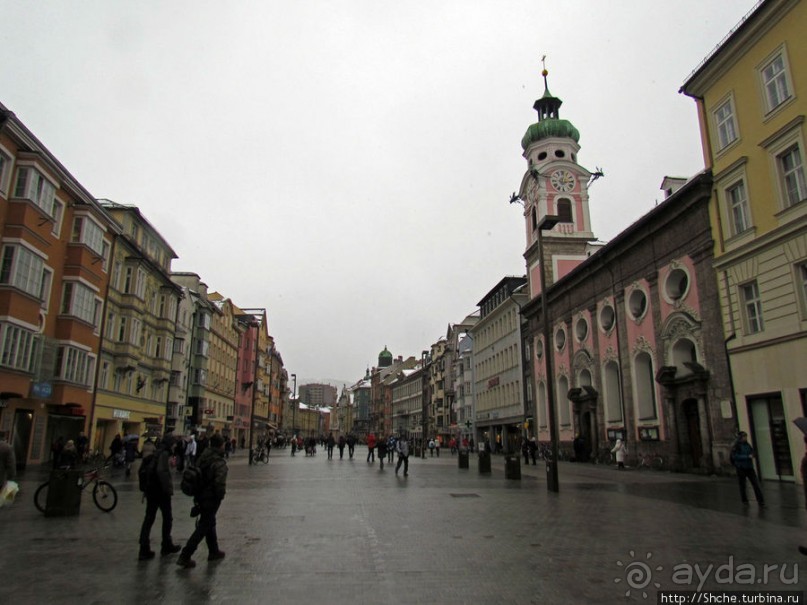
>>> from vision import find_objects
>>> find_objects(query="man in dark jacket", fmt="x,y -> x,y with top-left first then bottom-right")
730,432 -> 764,506
0,431 -> 16,493
138,434 -> 181,560
177,433 -> 228,568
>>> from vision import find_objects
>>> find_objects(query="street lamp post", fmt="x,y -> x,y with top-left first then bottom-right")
291,373 -> 297,436
248,321 -> 260,466
421,350 -> 430,459
537,214 -> 561,493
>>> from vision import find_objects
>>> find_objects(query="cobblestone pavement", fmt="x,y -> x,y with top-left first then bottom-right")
2,448 -> 805,604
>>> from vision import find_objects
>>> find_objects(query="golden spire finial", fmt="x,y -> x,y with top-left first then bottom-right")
541,55 -> 548,78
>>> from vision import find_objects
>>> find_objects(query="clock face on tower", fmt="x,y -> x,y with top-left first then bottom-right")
550,170 -> 575,193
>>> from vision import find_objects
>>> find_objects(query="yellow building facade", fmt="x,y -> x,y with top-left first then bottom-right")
682,0 -> 807,482
92,201 -> 181,454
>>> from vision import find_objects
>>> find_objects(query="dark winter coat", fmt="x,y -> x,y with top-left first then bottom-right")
196,446 -> 228,507
730,441 -> 755,470
146,439 -> 174,496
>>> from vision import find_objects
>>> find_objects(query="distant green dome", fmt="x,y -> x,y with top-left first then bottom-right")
521,76 -> 580,150
521,118 -> 580,150
378,346 -> 393,368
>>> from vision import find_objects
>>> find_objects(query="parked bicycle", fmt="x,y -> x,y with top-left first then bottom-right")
637,452 -> 664,471
538,443 -> 566,462
34,464 -> 118,513
251,446 -> 269,464
82,449 -> 107,469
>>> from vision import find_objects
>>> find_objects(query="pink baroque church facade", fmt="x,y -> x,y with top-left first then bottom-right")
518,69 -> 736,473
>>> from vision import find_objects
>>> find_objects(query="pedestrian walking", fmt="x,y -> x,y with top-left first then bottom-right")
75,431 -> 89,462
395,438 -> 409,476
185,434 -> 197,467
435,438 -> 441,457
428,439 -> 435,457
177,433 -> 228,568
109,434 -> 123,467
366,433 -> 376,463
799,436 -> 807,556
528,437 -> 538,465
730,432 -> 765,506
338,435 -> 346,459
51,436 -> 64,470
138,434 -> 181,560
377,435 -> 388,470
59,440 -> 78,469
387,436 -> 396,463
347,434 -> 356,459
174,438 -> 185,471
0,431 -> 17,495
326,432 -> 335,460
611,439 -> 626,470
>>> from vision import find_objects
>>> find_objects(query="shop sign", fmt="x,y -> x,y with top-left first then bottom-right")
487,376 -> 500,389
113,409 -> 131,419
31,381 -> 53,399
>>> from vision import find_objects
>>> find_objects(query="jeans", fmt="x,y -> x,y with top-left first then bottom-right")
395,455 -> 409,475
182,501 -> 221,557
139,491 -> 174,551
736,468 -> 765,503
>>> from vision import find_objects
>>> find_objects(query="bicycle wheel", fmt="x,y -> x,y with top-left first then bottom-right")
652,456 -> 664,471
92,480 -> 118,512
261,451 -> 269,464
34,482 -> 50,513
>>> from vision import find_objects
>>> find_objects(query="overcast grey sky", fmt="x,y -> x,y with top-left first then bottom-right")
2,1 -> 757,385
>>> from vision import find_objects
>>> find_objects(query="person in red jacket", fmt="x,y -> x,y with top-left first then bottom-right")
366,433 -> 376,463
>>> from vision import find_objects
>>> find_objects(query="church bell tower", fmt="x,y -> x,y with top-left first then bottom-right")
518,64 -> 599,301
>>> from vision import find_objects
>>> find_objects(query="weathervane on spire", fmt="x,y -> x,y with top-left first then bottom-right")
541,55 -> 548,81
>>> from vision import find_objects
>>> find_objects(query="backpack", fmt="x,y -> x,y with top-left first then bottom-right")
180,465 -> 204,497
138,454 -> 157,493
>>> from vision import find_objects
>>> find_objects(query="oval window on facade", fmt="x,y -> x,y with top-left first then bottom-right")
599,305 -> 615,332
628,289 -> 648,320
575,317 -> 588,342
665,267 -> 690,302
555,327 -> 566,351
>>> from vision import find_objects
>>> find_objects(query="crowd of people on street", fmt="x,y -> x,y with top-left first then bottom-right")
6,423 -> 807,563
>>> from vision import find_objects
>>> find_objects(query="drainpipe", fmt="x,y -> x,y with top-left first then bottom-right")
88,230 -> 119,452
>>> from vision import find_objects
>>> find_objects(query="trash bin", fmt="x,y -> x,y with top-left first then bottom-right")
45,469 -> 83,517
505,455 -> 521,480
478,450 -> 491,474
458,450 -> 469,469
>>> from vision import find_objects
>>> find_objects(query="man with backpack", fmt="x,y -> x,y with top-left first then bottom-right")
177,433 -> 228,568
138,434 -> 181,561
